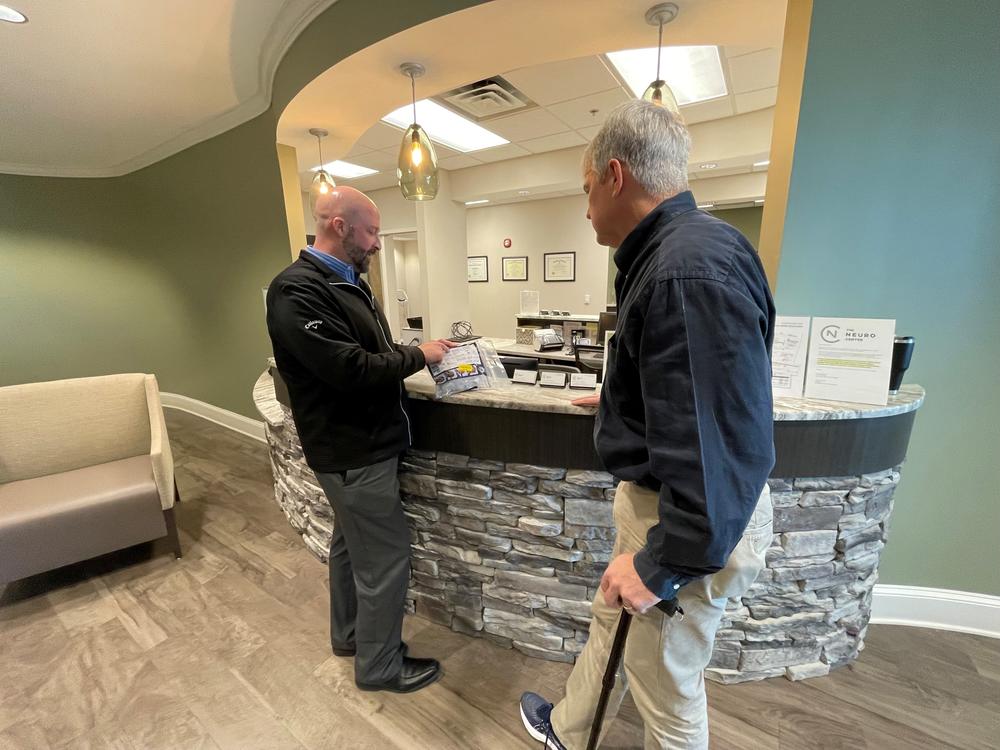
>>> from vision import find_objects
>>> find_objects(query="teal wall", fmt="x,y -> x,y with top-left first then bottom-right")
776,0 -> 1000,595
0,0 -> 482,416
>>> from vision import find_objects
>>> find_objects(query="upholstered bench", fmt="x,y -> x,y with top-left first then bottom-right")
0,374 -> 181,584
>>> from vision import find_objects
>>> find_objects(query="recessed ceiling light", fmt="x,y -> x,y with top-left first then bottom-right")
697,202 -> 715,209
0,4 -> 27,23
753,159 -> 770,167
517,190 -> 531,196
606,46 -> 727,106
311,160 -> 378,179
699,163 -> 718,170
382,99 -> 508,153
464,199 -> 490,206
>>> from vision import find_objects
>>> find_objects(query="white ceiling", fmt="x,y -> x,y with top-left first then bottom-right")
0,0 -> 336,177
304,46 -> 780,194
0,0 -> 785,185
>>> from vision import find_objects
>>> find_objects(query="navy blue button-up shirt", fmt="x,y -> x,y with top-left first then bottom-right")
596,191 -> 776,600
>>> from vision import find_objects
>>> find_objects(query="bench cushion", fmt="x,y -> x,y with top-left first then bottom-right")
0,455 -> 166,583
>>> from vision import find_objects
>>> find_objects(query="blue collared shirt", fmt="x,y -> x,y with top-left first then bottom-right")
304,246 -> 358,285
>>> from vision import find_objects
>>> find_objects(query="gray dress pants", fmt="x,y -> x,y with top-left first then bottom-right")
315,456 -> 410,684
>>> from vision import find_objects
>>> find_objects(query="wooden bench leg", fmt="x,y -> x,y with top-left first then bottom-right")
164,505 -> 182,559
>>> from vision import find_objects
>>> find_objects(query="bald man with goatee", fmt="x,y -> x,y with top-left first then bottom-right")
267,187 -> 454,693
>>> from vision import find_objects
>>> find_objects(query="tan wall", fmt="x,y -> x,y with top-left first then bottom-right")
466,194 -> 609,338
277,144 -> 307,260
758,0 -> 813,289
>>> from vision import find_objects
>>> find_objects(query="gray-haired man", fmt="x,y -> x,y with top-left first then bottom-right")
519,100 -> 776,748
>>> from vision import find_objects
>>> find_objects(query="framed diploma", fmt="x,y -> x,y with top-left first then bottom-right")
467,256 -> 488,283
544,251 -> 575,282
502,256 -> 528,281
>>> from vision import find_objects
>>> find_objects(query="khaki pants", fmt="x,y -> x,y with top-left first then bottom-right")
551,481 -> 773,749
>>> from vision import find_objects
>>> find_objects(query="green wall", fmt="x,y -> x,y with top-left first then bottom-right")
0,117 -> 289,416
0,0 -> 482,416
776,0 -> 1000,595
712,206 -> 762,249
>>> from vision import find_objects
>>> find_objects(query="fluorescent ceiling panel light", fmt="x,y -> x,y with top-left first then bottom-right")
0,4 -> 27,22
382,100 -> 508,153
312,160 -> 378,179
697,202 -> 715,209
606,46 -> 727,106
699,163 -> 718,170
755,199 -> 765,205
754,159 -> 770,167
464,199 -> 490,206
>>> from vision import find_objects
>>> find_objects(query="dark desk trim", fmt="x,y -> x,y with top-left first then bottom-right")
772,410 -> 917,477
406,398 -> 604,469
408,400 -> 917,477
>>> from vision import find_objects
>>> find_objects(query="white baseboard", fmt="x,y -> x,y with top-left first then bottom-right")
161,392 -> 265,443
871,584 -> 1000,639
155,397 -> 1000,641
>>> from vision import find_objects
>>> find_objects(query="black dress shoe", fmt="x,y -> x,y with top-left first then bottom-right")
332,642 -> 409,658
356,656 -> 441,693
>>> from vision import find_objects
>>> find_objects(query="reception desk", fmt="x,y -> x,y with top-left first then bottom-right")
254,362 -> 923,683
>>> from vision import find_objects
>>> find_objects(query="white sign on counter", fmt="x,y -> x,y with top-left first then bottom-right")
771,316 -> 811,398
512,369 -> 538,384
804,317 -> 895,406
569,372 -> 598,390
539,370 -> 567,388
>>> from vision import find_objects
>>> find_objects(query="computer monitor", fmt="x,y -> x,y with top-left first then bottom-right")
598,311 -> 617,342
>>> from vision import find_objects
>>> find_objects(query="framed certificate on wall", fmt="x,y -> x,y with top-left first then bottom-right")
544,251 -> 575,282
467,256 -> 488,282
502,256 -> 528,281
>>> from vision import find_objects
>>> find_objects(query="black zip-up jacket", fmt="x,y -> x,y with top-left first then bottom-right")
597,191 -> 775,599
265,251 -> 426,472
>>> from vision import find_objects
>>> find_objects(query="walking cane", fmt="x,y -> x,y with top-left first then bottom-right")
585,598 -> 683,750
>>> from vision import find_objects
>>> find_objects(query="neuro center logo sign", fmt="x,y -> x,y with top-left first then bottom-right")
820,325 -> 841,344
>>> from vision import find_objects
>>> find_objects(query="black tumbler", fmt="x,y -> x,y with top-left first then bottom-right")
889,336 -> 915,394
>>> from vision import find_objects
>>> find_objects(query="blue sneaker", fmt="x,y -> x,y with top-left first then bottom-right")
519,692 -> 567,750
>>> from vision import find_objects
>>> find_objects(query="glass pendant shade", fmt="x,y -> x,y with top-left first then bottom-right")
642,79 -> 681,115
397,123 -> 439,201
308,169 -> 335,215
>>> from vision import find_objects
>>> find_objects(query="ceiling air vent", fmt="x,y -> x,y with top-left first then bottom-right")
435,77 -> 534,122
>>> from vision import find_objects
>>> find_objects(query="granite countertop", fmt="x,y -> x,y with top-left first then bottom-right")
772,386 -> 924,421
255,360 -> 924,422
403,369 -> 598,416
253,369 -> 284,428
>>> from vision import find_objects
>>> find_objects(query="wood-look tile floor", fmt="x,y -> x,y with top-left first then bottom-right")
2,409 -> 998,749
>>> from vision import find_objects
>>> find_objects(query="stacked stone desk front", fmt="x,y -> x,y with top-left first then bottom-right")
254,364 -> 923,683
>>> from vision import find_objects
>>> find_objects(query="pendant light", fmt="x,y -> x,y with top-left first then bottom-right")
641,3 -> 681,115
308,128 -> 335,215
396,62 -> 439,201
